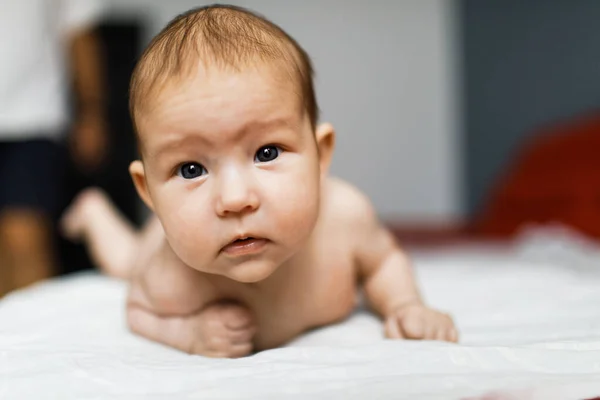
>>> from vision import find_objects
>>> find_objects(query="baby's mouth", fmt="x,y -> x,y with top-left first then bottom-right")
222,236 -> 269,257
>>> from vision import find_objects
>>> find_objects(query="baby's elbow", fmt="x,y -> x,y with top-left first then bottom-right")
132,271 -> 188,316
125,283 -> 161,336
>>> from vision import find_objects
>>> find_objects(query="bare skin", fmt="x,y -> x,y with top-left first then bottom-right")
62,63 -> 457,357
63,178 -> 457,356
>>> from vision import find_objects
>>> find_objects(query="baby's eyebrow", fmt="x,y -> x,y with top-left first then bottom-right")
240,117 -> 296,136
148,116 -> 297,159
148,134 -> 207,161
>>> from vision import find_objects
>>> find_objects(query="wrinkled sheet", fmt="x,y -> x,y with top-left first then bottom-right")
2,227 -> 600,399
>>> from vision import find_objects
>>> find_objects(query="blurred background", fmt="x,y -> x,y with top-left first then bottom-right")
2,0 -> 600,295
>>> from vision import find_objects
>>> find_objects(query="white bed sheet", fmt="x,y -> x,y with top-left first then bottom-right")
2,227 -> 600,399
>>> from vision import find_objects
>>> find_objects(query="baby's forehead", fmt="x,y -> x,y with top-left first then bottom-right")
136,70 -> 306,145
145,64 -> 302,118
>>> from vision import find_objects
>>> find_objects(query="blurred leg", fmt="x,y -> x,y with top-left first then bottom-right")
61,188 -> 141,279
0,235 -> 10,297
0,138 -> 63,295
0,209 -> 56,292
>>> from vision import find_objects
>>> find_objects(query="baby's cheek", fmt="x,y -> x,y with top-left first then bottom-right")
163,201 -> 215,269
272,177 -> 320,239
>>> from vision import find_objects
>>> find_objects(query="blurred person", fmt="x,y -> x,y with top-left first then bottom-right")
0,1 -> 108,296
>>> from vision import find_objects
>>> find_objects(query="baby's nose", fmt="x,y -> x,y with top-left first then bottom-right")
215,172 -> 259,217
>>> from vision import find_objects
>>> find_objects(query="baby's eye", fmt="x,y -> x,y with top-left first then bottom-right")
177,162 -> 207,179
254,145 -> 281,163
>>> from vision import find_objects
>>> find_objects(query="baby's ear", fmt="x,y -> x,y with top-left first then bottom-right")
129,160 -> 154,211
315,122 -> 336,176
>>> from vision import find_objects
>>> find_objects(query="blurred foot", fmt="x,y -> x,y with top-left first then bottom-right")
60,187 -> 108,241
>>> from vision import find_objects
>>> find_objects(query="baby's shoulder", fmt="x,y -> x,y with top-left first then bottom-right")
322,176 -> 378,228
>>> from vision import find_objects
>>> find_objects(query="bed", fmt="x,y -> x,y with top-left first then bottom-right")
2,226 -> 600,399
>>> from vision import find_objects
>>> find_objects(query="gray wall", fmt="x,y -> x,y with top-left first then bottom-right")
463,0 -> 600,215
106,0 -> 462,221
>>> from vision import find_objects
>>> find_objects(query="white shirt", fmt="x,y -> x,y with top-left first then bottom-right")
0,0 -> 105,140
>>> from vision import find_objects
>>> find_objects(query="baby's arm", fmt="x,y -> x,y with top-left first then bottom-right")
349,190 -> 458,342
126,233 -> 256,357
62,188 -> 255,357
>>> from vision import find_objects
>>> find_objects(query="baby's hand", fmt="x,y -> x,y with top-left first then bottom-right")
191,302 -> 257,357
384,303 -> 458,343
127,301 -> 257,358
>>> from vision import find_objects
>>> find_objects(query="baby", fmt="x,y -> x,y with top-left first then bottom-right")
62,4 -> 458,358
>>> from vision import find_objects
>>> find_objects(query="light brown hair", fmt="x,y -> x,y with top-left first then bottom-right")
129,4 -> 319,139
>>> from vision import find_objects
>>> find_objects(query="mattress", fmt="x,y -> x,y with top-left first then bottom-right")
1,226 -> 600,399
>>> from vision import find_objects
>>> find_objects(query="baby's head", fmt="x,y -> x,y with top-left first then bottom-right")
128,5 -> 335,282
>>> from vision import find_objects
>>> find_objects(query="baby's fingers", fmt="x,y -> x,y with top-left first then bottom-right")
399,314 -> 426,339
434,322 -> 459,343
228,342 -> 254,358
227,325 -> 257,344
384,316 -> 404,339
205,342 -> 253,359
434,328 -> 448,342
447,327 -> 459,343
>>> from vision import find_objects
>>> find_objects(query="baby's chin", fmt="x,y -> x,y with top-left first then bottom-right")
222,258 -> 280,283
